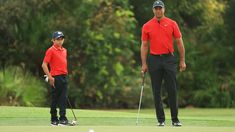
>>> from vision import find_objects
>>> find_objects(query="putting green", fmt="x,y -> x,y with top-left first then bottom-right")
0,106 -> 235,132
0,126 -> 235,132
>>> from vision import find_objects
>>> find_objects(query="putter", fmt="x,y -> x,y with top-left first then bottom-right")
67,97 -> 78,126
136,73 -> 146,126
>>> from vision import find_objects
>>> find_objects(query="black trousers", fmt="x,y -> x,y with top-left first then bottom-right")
50,75 -> 68,120
148,54 -> 179,122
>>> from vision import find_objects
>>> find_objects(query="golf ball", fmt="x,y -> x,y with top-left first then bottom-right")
89,128 -> 94,132
72,120 -> 76,125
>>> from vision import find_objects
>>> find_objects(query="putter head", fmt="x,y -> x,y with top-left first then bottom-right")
71,120 -> 77,126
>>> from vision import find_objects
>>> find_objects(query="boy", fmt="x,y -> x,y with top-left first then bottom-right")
42,31 -> 68,126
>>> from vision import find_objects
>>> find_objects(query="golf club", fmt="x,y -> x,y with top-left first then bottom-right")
136,72 -> 146,126
67,97 -> 78,125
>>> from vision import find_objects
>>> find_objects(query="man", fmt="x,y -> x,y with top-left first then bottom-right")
42,31 -> 69,126
141,0 -> 186,126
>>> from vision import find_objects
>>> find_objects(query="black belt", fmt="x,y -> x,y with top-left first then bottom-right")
53,74 -> 67,77
150,53 -> 173,57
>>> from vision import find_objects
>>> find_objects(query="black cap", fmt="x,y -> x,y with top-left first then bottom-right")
52,31 -> 65,39
153,0 -> 164,8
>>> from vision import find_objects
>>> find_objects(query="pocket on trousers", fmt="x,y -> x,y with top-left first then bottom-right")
166,56 -> 177,65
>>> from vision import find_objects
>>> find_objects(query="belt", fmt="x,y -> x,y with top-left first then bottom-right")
150,53 -> 173,57
53,74 -> 67,77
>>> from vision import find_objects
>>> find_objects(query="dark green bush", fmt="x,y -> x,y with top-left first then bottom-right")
0,66 -> 47,106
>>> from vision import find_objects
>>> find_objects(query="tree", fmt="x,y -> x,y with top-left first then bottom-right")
0,0 -> 142,108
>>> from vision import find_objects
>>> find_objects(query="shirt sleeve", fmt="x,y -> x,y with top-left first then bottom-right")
43,48 -> 52,63
173,21 -> 182,39
141,24 -> 149,41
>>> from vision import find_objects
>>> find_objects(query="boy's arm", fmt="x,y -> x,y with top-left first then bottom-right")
42,62 -> 55,88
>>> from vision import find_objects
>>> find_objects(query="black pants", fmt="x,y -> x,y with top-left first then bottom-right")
50,75 -> 68,120
148,54 -> 179,122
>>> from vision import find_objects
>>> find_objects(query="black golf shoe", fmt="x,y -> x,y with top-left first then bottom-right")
58,116 -> 69,126
157,121 -> 165,126
172,121 -> 182,127
50,118 -> 59,126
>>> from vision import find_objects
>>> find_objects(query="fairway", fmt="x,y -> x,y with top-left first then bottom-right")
0,106 -> 235,132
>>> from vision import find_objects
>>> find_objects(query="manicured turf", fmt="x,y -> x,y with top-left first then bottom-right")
0,106 -> 235,132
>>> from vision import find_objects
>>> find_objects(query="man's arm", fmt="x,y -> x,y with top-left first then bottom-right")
141,41 -> 149,73
175,37 -> 186,72
42,62 -> 55,87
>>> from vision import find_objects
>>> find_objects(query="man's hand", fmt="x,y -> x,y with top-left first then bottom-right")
179,60 -> 186,72
141,63 -> 148,75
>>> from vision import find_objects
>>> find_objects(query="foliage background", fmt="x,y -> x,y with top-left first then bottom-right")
0,0 -> 235,108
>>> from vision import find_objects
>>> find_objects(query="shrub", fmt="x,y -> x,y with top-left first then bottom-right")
0,66 -> 47,106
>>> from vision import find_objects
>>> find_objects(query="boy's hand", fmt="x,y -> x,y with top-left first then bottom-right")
44,75 -> 55,88
49,77 -> 55,88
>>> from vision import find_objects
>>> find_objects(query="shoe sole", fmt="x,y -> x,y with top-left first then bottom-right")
58,124 -> 67,126
157,122 -> 165,126
58,123 -> 76,126
172,124 -> 182,127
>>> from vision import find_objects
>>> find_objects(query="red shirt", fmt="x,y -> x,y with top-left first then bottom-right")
141,17 -> 182,54
43,44 -> 68,76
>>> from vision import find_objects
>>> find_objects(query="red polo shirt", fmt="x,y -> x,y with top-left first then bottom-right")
43,44 -> 68,76
141,17 -> 182,55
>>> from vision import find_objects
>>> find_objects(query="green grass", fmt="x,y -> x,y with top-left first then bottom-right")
0,106 -> 235,132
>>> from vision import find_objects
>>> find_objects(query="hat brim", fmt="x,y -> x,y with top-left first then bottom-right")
153,5 -> 164,8
54,35 -> 65,39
